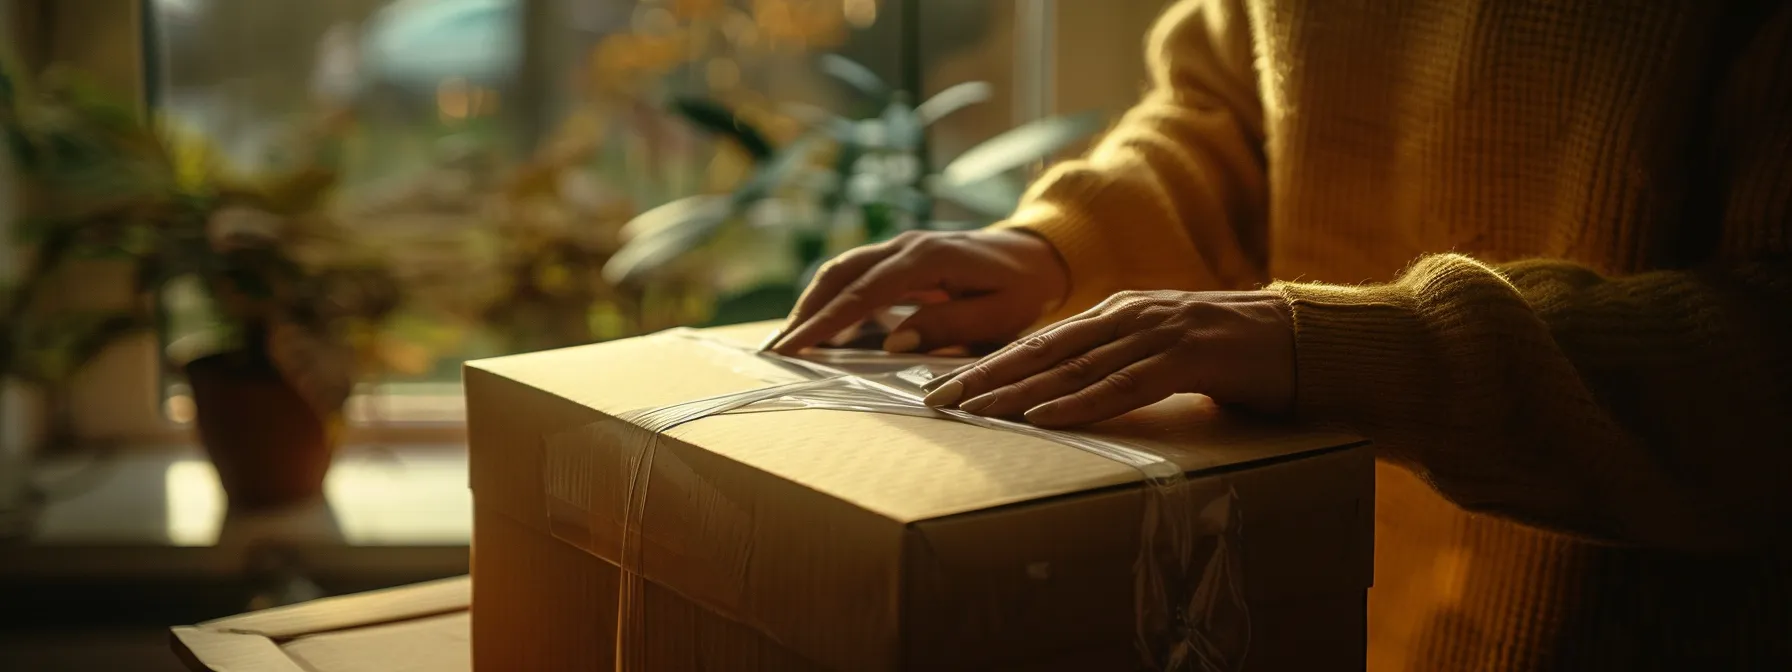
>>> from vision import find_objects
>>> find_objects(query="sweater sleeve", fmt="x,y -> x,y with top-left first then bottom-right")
1271,5 -> 1792,551
997,0 -> 1269,317
1274,255 -> 1792,551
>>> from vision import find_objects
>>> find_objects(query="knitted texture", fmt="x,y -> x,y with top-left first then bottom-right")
1003,0 -> 1792,669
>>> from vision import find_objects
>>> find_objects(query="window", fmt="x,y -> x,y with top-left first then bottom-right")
140,0 -> 1069,429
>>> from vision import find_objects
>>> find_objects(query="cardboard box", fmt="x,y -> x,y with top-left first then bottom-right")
464,323 -> 1373,671
170,576 -> 470,672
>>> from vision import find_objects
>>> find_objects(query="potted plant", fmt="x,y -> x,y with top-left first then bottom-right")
602,54 -> 1106,324
150,143 -> 401,511
7,59 -> 400,510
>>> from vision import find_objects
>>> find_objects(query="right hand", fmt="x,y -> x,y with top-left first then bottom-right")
766,229 -> 1070,355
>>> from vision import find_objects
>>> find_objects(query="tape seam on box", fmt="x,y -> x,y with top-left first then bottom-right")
541,329 -> 1251,671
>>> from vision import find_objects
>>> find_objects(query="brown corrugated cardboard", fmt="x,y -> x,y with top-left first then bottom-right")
170,575 -> 470,672
464,322 -> 1373,670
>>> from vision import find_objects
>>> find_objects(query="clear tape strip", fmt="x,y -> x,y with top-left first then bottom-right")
543,329 -> 1250,671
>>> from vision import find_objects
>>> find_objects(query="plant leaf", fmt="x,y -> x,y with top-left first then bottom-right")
930,174 -> 1025,219
731,133 -> 825,204
938,111 -> 1106,187
604,196 -> 734,285
881,102 -> 924,152
916,81 -> 993,126
819,54 -> 891,104
9,310 -> 145,384
669,96 -> 775,162
617,193 -> 733,243
609,130 -> 825,285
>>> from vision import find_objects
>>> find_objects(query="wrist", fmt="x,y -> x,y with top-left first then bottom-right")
1000,228 -> 1071,314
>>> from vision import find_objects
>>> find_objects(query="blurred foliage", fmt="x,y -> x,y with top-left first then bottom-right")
0,60 -> 400,418
22,0 -> 1064,398
1,62 -> 157,386
603,53 -> 1104,323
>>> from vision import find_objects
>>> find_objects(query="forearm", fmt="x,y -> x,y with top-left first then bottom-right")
998,0 -> 1268,318
1274,254 -> 1792,549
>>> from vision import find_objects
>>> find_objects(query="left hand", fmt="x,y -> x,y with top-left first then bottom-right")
920,290 -> 1296,427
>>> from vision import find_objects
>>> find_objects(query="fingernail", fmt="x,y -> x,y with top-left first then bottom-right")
1023,404 -> 1056,425
882,329 -> 921,353
922,363 -> 975,391
758,328 -> 786,351
924,380 -> 965,407
958,392 -> 996,414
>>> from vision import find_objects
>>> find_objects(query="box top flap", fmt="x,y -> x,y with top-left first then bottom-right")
467,323 -> 1363,524
172,577 -> 471,672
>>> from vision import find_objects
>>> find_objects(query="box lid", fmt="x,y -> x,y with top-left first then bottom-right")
463,322 -> 1369,670
467,322 -> 1362,525
170,576 -> 470,672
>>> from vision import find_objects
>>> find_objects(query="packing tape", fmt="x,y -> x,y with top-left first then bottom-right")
542,328 -> 1250,671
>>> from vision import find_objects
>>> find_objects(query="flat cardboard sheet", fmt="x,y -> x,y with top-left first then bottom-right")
171,575 -> 471,672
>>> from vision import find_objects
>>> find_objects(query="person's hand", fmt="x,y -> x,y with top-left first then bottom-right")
766,229 -> 1070,355
920,290 -> 1296,427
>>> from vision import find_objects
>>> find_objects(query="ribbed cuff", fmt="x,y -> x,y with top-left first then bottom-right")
992,203 -> 1119,321
1271,279 -> 1431,430
1269,254 -> 1519,456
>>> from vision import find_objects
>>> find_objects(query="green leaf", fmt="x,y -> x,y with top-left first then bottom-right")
930,173 -> 1025,220
669,97 -> 776,162
819,54 -> 892,104
794,230 -> 829,269
0,66 -> 17,111
821,139 -> 863,212
862,202 -> 899,241
616,193 -> 733,242
881,102 -> 924,152
938,111 -> 1106,187
608,129 -> 825,286
8,310 -> 145,384
916,81 -> 993,126
604,195 -> 735,285
731,133 -> 825,204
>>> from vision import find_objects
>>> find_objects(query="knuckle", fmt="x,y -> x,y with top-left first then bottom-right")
1017,335 -> 1053,356
1103,369 -> 1143,395
814,258 -> 851,282
907,233 -> 950,255
1106,290 -> 1143,307
1055,355 -> 1096,381
957,362 -> 991,386
835,282 -> 874,308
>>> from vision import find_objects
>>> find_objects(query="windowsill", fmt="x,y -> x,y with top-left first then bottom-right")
0,443 -> 470,583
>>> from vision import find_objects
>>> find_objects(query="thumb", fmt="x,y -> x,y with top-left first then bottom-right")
882,295 -> 1036,354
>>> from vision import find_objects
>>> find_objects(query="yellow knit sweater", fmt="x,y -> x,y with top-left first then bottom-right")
1004,0 -> 1792,669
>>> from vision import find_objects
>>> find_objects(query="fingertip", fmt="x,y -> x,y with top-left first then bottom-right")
1022,403 -> 1059,427
757,328 -> 786,352
923,380 -> 966,407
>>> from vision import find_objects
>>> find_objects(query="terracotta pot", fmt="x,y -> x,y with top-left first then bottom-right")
184,353 -> 336,511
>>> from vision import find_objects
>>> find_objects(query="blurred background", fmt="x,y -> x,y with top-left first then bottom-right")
0,0 -> 1171,669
